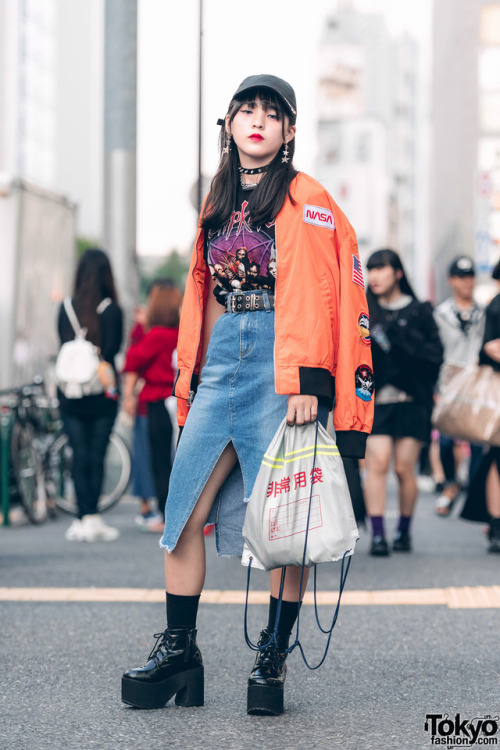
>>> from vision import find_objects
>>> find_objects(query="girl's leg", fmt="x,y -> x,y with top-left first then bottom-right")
486,459 -> 500,554
394,437 -> 422,517
364,436 -> 393,554
147,401 -> 174,519
62,415 -> 91,519
121,442 -> 239,711
486,460 -> 500,518
364,435 -> 393,517
164,442 -> 238,597
392,437 -> 422,551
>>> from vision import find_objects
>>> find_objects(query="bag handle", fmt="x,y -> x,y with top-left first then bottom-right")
63,297 -> 85,338
243,418 -> 353,670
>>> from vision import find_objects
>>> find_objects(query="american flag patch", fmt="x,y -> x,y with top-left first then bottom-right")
352,255 -> 364,287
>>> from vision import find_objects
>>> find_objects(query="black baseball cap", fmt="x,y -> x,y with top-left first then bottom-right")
448,256 -> 476,277
232,74 -> 297,117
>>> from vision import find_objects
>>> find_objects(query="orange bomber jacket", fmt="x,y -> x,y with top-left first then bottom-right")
173,171 -> 374,459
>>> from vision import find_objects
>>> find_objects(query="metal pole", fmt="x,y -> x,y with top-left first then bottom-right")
197,0 -> 203,216
104,0 -> 139,323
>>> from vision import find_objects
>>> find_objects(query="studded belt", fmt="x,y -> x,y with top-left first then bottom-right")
226,291 -> 275,313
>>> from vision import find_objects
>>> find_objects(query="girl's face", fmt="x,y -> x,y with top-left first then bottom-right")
227,97 -> 296,168
368,264 -> 402,297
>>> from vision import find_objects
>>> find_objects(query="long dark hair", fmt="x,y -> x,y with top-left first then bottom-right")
202,87 -> 297,232
73,248 -> 118,345
366,247 -> 416,308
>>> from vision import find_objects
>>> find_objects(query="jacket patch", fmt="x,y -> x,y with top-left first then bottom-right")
355,364 -> 374,402
358,312 -> 371,345
303,204 -> 335,230
352,255 -> 364,287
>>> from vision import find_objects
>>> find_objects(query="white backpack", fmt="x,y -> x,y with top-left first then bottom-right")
55,297 -> 111,399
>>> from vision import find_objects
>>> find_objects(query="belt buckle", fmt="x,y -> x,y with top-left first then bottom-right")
249,292 -> 258,311
230,293 -> 242,313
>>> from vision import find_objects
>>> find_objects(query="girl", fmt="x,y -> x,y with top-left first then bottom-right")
123,279 -> 181,532
461,258 -> 500,553
59,248 -> 123,543
122,74 -> 373,715
364,249 -> 443,556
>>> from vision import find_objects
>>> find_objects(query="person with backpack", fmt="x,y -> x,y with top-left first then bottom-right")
57,248 -> 123,542
363,249 -> 444,556
121,74 -> 373,715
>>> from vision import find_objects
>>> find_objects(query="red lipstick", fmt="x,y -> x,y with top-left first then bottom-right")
249,134 -> 263,141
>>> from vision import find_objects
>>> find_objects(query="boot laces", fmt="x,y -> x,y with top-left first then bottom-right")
148,631 -> 173,662
256,635 -> 284,673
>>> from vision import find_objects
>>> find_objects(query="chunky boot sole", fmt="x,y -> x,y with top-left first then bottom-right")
247,684 -> 284,716
121,666 -> 204,709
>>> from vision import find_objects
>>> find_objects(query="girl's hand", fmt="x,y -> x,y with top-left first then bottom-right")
286,395 -> 318,425
122,393 -> 137,417
484,338 -> 500,363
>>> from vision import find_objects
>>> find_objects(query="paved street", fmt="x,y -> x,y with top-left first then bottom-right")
1,479 -> 499,750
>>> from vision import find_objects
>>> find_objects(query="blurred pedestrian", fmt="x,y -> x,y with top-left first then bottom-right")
123,279 -> 181,533
59,248 -> 123,542
461,259 -> 500,553
433,256 -> 485,516
121,74 -> 373,716
364,248 -> 443,556
122,304 -> 158,528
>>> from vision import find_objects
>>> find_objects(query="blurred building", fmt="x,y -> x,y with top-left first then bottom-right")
433,0 -> 500,302
0,0 -> 57,184
316,4 -> 420,282
0,0 -> 103,238
0,0 -> 77,386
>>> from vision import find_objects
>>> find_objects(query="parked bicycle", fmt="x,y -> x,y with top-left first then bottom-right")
0,378 -> 49,524
0,378 -> 131,525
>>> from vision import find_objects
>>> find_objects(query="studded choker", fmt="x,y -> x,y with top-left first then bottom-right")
238,164 -> 270,176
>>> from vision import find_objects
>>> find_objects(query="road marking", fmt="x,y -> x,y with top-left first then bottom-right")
0,586 -> 499,608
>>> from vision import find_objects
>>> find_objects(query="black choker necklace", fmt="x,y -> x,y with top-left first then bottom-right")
238,164 -> 269,175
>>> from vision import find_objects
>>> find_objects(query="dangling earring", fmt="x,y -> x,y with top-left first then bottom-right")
281,143 -> 290,163
222,133 -> 232,155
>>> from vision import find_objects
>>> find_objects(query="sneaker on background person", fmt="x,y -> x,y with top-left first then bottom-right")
65,514 -> 119,542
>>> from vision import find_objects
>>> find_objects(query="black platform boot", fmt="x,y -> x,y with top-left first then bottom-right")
122,628 -> 204,709
247,628 -> 288,716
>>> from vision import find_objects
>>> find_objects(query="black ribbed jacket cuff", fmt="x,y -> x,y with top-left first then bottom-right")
335,430 -> 368,459
299,366 -> 334,409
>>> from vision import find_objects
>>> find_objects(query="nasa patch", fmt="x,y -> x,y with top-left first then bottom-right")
355,364 -> 374,402
358,312 -> 371,345
303,204 -> 335,230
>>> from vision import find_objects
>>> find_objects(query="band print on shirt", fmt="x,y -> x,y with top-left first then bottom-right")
206,193 -> 276,305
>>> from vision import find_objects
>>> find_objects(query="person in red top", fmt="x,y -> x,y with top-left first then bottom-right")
123,279 -> 181,531
123,305 -> 158,528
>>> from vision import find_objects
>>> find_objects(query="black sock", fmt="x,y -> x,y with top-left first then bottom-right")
165,592 -> 200,629
267,595 -> 302,642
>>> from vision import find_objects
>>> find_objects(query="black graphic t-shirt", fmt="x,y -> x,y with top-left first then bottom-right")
205,185 -> 277,306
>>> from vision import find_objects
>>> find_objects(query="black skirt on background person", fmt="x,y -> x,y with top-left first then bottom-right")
370,297 -> 444,443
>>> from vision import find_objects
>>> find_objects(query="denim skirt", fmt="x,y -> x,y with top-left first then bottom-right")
160,292 -> 327,556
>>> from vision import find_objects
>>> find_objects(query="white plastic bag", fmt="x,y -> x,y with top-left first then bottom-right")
242,418 -> 359,571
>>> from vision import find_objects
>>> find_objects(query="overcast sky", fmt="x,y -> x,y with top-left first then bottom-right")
137,0 -> 432,256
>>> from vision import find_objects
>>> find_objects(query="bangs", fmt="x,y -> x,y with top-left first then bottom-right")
366,249 -> 400,271
236,87 -> 285,119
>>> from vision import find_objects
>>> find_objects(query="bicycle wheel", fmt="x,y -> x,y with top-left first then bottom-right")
11,422 -> 47,524
50,432 -> 131,515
